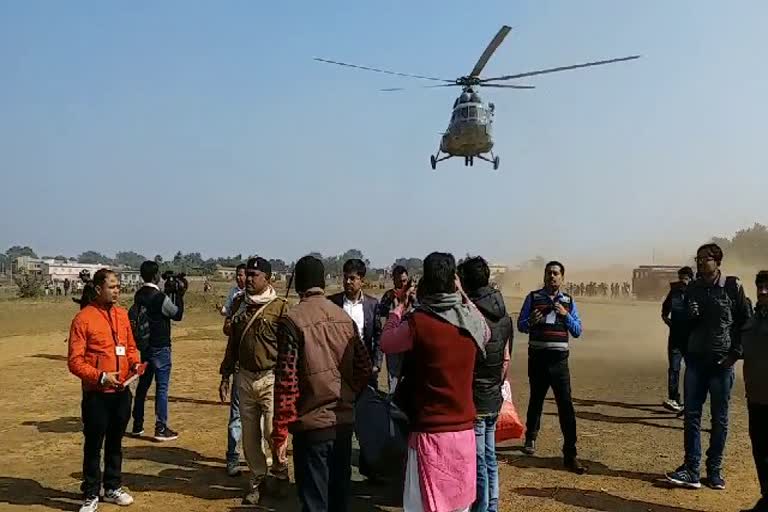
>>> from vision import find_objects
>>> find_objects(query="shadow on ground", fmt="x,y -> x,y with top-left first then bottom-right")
498,454 -> 664,484
22,416 -> 82,433
0,476 -> 81,511
513,486 -> 705,512
29,353 -> 68,362
546,410 -> 685,432
145,395 -> 224,407
227,479 -> 398,512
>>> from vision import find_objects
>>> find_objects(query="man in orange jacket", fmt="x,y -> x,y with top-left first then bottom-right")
68,269 -> 142,512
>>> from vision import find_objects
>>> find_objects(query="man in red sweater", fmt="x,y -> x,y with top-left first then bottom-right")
68,269 -> 142,512
381,252 -> 490,512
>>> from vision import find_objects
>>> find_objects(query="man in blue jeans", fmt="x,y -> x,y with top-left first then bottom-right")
666,244 -> 751,490
661,266 -> 694,413
459,257 -> 512,512
130,261 -> 185,442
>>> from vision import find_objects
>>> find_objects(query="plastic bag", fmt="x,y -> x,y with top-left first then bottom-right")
495,380 -> 525,443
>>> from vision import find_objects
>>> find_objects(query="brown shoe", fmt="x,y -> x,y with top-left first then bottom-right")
565,456 -> 587,475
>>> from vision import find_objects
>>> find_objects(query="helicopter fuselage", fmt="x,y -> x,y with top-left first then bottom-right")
440,90 -> 494,157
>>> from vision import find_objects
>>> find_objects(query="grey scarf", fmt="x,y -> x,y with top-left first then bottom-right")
417,292 -> 487,354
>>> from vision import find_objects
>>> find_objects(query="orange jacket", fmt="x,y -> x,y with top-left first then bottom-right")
68,303 -> 141,392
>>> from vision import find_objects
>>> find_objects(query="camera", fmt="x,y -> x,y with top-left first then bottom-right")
162,271 -> 188,296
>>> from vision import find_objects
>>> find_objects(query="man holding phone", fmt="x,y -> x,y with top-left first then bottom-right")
666,244 -> 752,490
518,261 -> 585,474
377,265 -> 415,393
68,269 -> 142,512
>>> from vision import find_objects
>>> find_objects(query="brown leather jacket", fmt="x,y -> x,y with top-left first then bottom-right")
275,292 -> 371,437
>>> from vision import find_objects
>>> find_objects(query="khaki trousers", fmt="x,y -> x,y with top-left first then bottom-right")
237,368 -> 275,483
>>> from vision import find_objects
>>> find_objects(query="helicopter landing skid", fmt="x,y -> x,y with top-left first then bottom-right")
431,151 -> 499,170
476,152 -> 501,171
430,153 -> 452,170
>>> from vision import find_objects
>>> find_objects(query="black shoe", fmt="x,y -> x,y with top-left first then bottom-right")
665,465 -> 702,489
154,426 -> 179,442
128,424 -> 144,437
564,456 -> 587,475
704,469 -> 726,490
523,439 -> 536,455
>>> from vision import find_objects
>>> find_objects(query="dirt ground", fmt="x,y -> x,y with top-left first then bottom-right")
0,288 -> 761,512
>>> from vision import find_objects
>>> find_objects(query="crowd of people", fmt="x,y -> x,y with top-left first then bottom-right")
564,280 -> 632,298
64,243 -> 767,512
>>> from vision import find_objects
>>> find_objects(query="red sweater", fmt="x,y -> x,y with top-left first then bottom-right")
397,311 -> 477,433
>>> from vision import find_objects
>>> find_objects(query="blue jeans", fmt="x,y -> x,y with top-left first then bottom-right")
133,346 -> 172,429
683,355 -> 735,477
472,414 -> 499,512
226,373 -> 242,464
668,344 -> 684,403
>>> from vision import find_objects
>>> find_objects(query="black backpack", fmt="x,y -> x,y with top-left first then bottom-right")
129,297 -> 151,353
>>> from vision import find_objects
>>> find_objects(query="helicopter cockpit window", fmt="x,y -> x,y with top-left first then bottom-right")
461,107 -> 469,119
468,106 -> 478,119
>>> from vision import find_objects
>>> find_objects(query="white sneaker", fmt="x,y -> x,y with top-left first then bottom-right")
103,488 -> 134,506
79,496 -> 99,512
663,399 -> 684,413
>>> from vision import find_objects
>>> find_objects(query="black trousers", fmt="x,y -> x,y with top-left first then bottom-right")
81,390 -> 132,498
293,430 -> 353,512
525,349 -> 578,457
749,401 -> 768,498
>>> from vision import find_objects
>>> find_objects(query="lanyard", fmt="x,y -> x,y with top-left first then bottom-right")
100,307 -> 120,347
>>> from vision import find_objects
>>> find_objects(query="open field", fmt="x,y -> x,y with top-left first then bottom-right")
0,288 -> 761,512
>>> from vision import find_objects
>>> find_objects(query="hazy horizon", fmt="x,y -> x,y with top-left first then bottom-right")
2,1 -> 766,268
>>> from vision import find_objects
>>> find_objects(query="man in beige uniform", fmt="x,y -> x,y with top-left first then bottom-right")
219,257 -> 287,505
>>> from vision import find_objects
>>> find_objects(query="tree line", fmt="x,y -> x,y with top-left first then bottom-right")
4,221 -> 768,278
1,245 -> 423,279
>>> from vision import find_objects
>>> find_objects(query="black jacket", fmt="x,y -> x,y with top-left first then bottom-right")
328,292 -> 382,370
133,284 -> 184,349
662,281 -> 689,346
684,273 -> 751,359
469,286 -> 513,416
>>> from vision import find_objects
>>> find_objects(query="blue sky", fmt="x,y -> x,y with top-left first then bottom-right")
1,1 -> 766,267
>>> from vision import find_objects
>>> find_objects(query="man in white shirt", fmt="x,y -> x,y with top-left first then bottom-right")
328,258 -> 382,483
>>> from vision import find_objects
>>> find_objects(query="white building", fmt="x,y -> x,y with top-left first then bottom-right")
43,262 -> 109,285
118,269 -> 142,287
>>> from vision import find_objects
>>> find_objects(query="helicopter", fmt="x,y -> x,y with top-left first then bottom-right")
315,26 -> 639,170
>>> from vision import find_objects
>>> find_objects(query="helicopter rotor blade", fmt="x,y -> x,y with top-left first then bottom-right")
482,83 -> 535,89
469,25 -> 512,78
380,84 -> 460,92
480,55 -> 641,82
314,58 -> 453,83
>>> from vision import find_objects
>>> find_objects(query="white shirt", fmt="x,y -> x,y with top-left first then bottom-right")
343,292 -> 365,340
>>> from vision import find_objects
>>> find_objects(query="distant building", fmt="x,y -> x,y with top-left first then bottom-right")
13,256 -> 50,274
118,269 -> 142,287
43,262 -> 109,284
489,264 -> 508,281
215,265 -> 237,281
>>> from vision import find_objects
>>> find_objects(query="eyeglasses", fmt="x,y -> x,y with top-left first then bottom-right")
694,256 -> 715,263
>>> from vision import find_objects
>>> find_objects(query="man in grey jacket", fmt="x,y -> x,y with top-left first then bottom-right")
742,271 -> 768,512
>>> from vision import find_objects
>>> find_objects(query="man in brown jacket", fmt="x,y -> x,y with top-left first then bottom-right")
219,257 -> 287,505
272,255 -> 372,512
